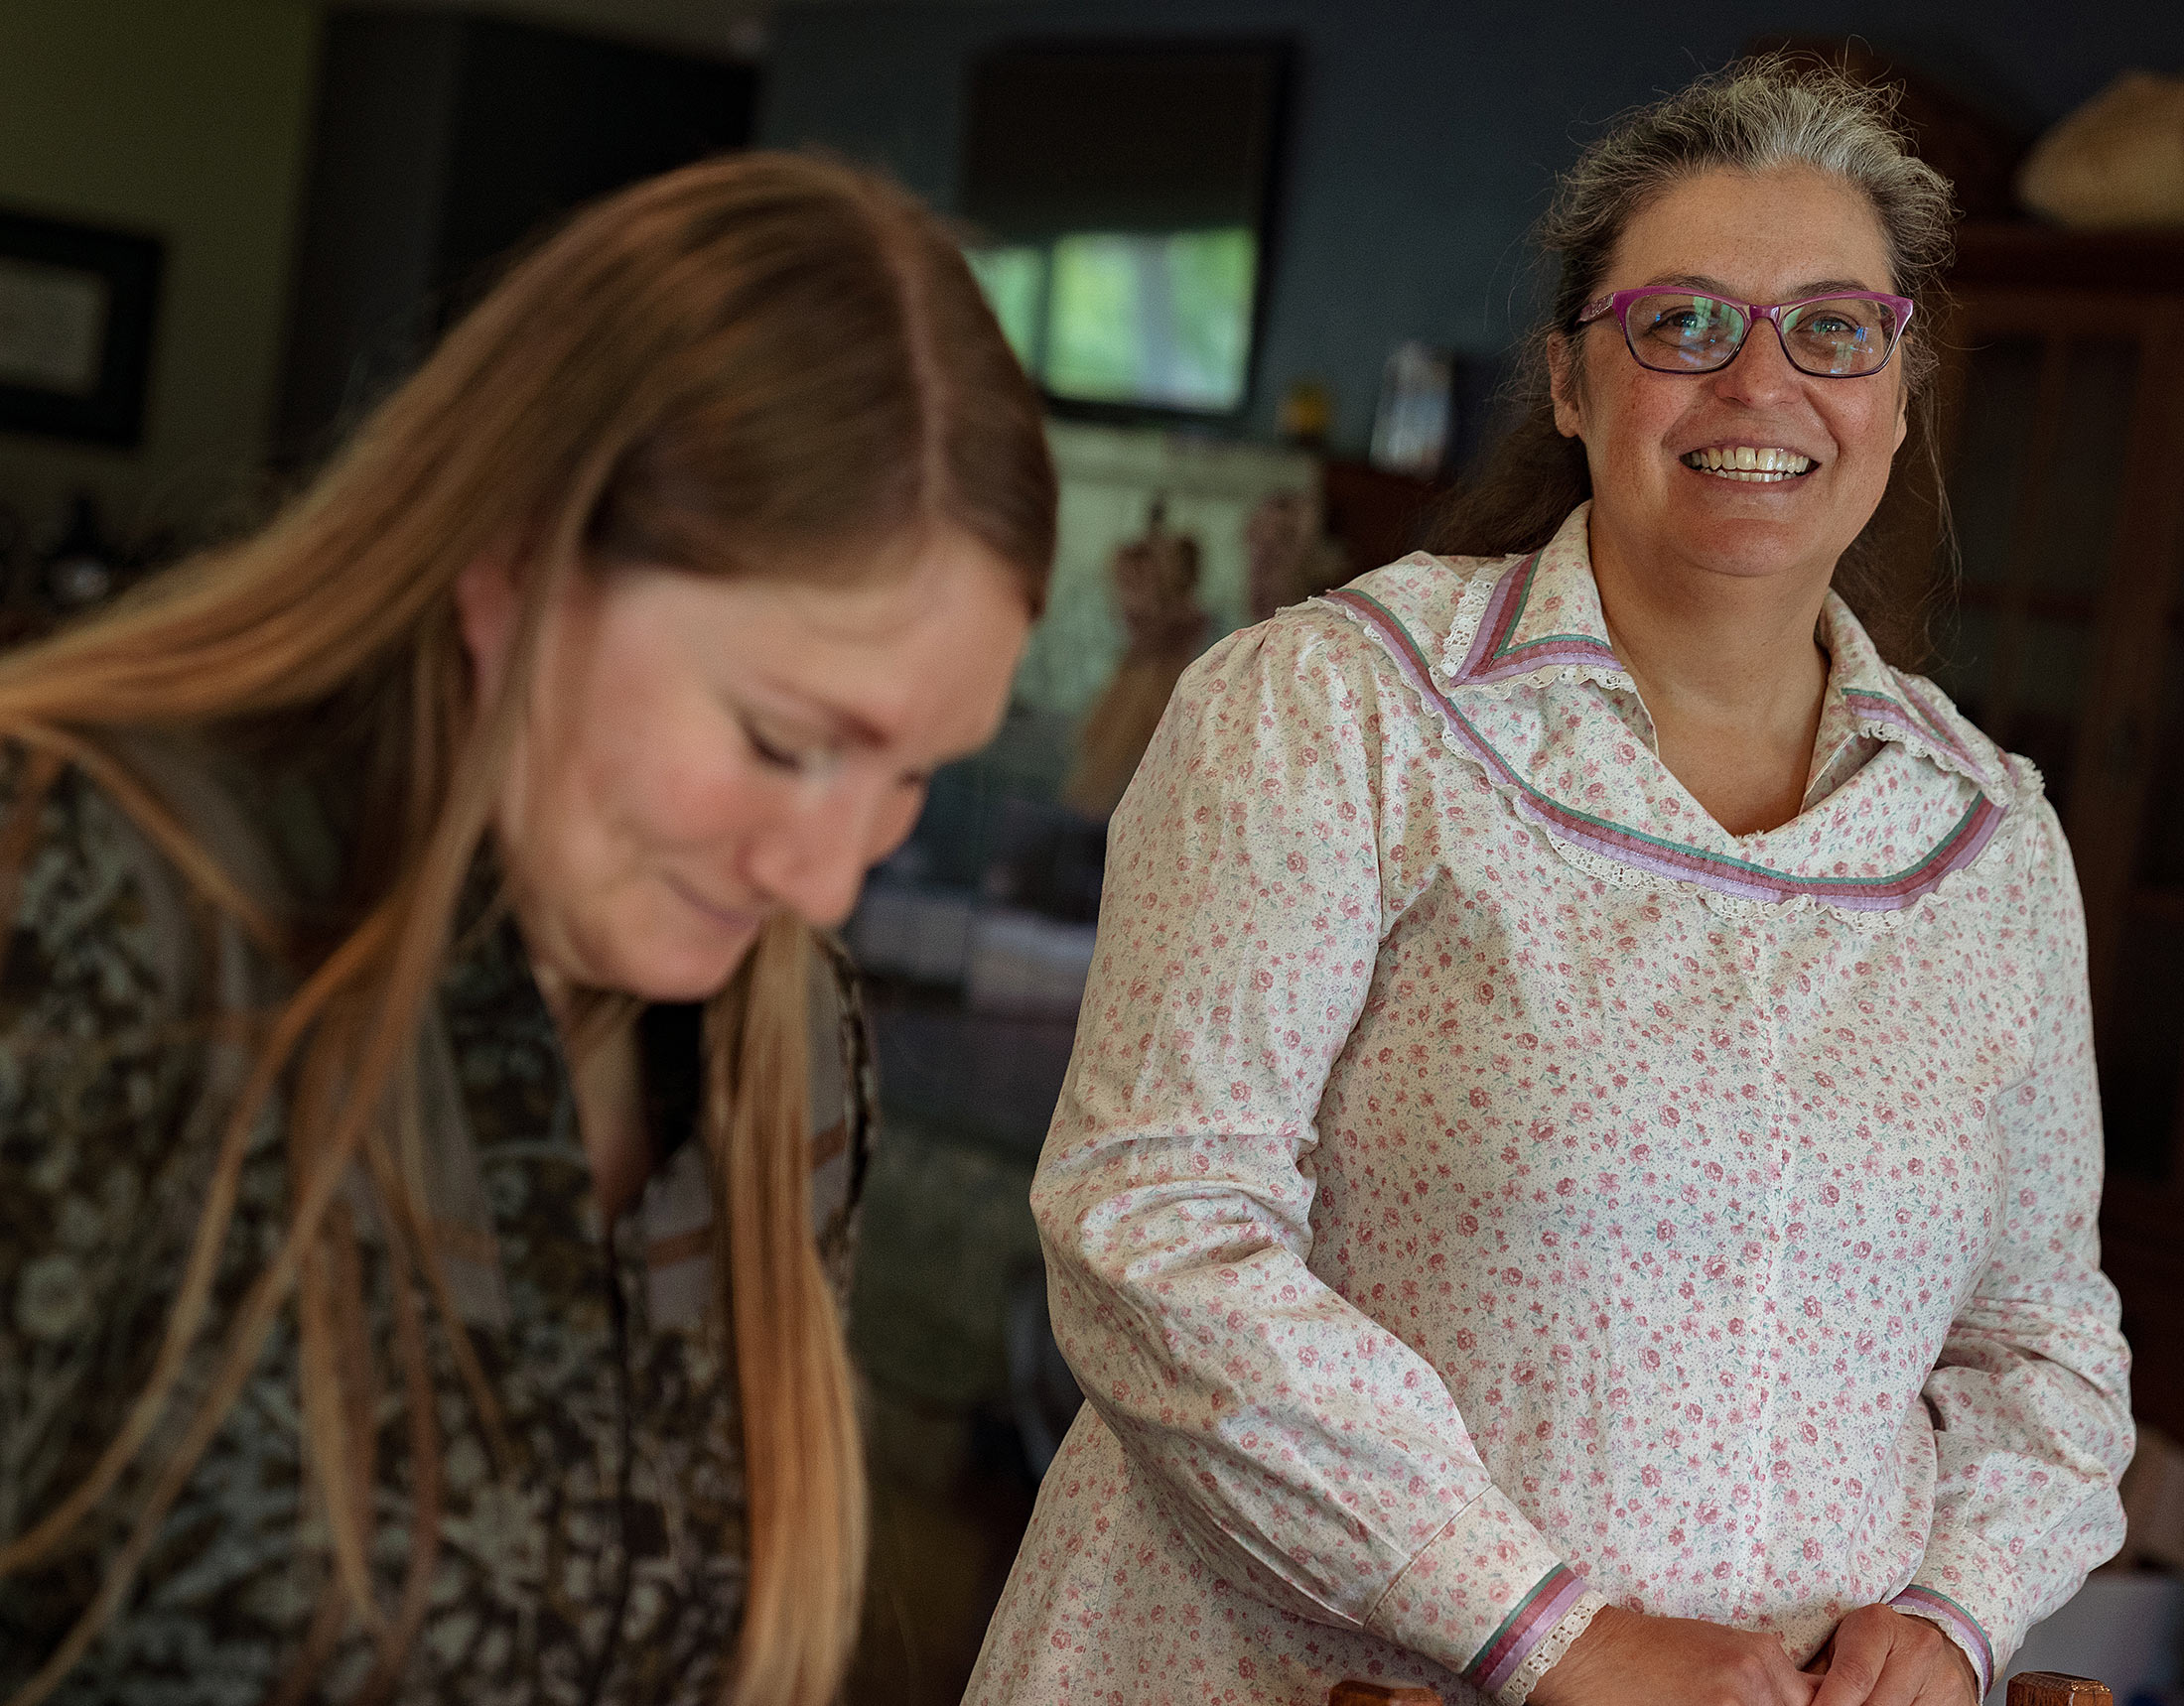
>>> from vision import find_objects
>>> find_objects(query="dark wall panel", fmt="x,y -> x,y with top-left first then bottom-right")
760,0 -> 2184,454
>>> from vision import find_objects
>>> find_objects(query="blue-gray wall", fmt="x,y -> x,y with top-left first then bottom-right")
760,2 -> 2184,455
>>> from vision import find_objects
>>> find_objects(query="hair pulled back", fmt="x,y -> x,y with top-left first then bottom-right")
1433,57 -> 1958,662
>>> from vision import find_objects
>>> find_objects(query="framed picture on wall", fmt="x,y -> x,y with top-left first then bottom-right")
0,208 -> 163,448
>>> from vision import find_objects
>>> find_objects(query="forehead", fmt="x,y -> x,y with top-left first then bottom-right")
1607,165 -> 1898,296
605,529 -> 1027,751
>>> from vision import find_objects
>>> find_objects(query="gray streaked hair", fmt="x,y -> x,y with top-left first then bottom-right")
1539,58 -> 1956,382
1435,57 -> 1961,664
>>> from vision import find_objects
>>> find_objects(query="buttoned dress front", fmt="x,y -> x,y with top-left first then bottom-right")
967,505 -> 2132,1706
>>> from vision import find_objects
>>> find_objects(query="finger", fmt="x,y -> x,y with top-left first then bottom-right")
1861,1646 -> 1937,1706
1808,1622 -> 1888,1706
1773,1657 -> 1823,1706
1824,1630 -> 1940,1706
1769,1636 -> 1824,1706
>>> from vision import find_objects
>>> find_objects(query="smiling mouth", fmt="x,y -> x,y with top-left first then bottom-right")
1681,445 -> 1816,483
665,873 -> 763,933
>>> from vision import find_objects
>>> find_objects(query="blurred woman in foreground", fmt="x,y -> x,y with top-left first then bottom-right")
0,153 -> 1052,1704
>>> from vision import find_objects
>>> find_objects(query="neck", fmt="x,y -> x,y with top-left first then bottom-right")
1586,516 -> 1831,728
1583,510 -> 1834,838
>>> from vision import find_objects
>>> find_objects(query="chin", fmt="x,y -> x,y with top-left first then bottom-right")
1674,513 -> 1850,583
577,907 -> 761,1004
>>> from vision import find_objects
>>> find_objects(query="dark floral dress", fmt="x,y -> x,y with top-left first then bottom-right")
0,748 -> 875,1703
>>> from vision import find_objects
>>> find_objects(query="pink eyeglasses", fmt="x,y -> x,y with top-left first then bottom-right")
1576,288 -> 1915,378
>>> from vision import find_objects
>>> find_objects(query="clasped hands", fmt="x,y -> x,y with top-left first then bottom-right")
1527,1602 -> 1981,1706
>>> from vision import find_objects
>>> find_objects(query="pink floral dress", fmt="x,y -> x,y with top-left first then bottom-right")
967,504 -> 2132,1706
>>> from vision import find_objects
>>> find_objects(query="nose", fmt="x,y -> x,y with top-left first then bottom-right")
743,776 -> 895,931
1709,314 -> 1804,405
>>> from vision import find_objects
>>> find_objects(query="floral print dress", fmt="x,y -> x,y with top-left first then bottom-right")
0,746 -> 874,1704
968,504 -> 2133,1706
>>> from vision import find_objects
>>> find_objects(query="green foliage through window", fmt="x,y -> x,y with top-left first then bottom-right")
967,227 -> 1256,413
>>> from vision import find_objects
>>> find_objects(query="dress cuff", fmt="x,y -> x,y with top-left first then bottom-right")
1499,1585 -> 1609,1704
1891,1584 -> 1996,1699
1362,1484 -> 1592,1696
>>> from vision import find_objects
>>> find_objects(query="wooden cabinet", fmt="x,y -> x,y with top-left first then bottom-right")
1923,225 -> 2184,1426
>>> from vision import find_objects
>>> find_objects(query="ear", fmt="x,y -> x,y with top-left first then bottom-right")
454,552 -> 523,712
1892,378 -> 1910,455
1547,332 -> 1585,441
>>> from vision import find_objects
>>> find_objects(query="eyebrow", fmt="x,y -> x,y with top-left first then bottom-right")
1643,271 -> 1886,300
748,677 -> 893,750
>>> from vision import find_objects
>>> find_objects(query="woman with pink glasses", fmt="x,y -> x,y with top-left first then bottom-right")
970,60 -> 2131,1706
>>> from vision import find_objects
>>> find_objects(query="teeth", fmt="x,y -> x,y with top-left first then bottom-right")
1681,446 -> 1814,481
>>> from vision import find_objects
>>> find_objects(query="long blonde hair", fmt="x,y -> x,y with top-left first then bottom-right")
0,152 -> 1053,1705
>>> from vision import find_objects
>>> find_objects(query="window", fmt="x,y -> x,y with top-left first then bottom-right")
960,40 -> 1286,419
969,226 -> 1258,413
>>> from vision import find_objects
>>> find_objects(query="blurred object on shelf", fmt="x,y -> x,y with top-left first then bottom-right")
1279,376 -> 1333,448
1747,36 -> 2031,219
1370,340 -> 1452,477
1322,459 -> 1447,577
1246,487 -> 1352,620
40,491 -> 117,611
1059,502 -> 1209,820
1023,421 -> 1315,723
2019,73 -> 2184,229
965,908 -> 1097,1019
0,490 -> 183,645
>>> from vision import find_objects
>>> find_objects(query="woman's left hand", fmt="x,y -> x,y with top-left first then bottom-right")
1805,1606 -> 1980,1706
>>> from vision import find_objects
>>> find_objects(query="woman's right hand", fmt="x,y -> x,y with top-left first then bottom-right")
1528,1605 -> 1821,1706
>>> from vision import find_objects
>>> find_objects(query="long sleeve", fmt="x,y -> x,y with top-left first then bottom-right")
1032,614 -> 1599,1692
1891,802 -> 2133,1694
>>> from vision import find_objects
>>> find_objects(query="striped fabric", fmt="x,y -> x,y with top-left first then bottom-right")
1448,548 -> 1622,684
1891,1585 -> 1996,1697
1327,585 -> 2005,911
1463,1565 -> 1594,1697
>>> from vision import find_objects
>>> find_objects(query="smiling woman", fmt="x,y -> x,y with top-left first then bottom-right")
0,153 -> 1052,1706
968,59 -> 2130,1706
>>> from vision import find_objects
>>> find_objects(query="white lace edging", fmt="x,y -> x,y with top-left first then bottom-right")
1436,571 -> 1499,679
1324,593 -> 2047,936
1501,1588 -> 1609,1704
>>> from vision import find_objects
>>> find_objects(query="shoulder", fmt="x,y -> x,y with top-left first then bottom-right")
0,744 -> 194,1037
1331,549 -> 1512,648
1171,551 -> 1511,733
1875,670 -> 2083,925
1879,665 -> 2039,803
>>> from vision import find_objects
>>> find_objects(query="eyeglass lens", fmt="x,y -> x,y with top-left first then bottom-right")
1624,293 -> 1900,377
